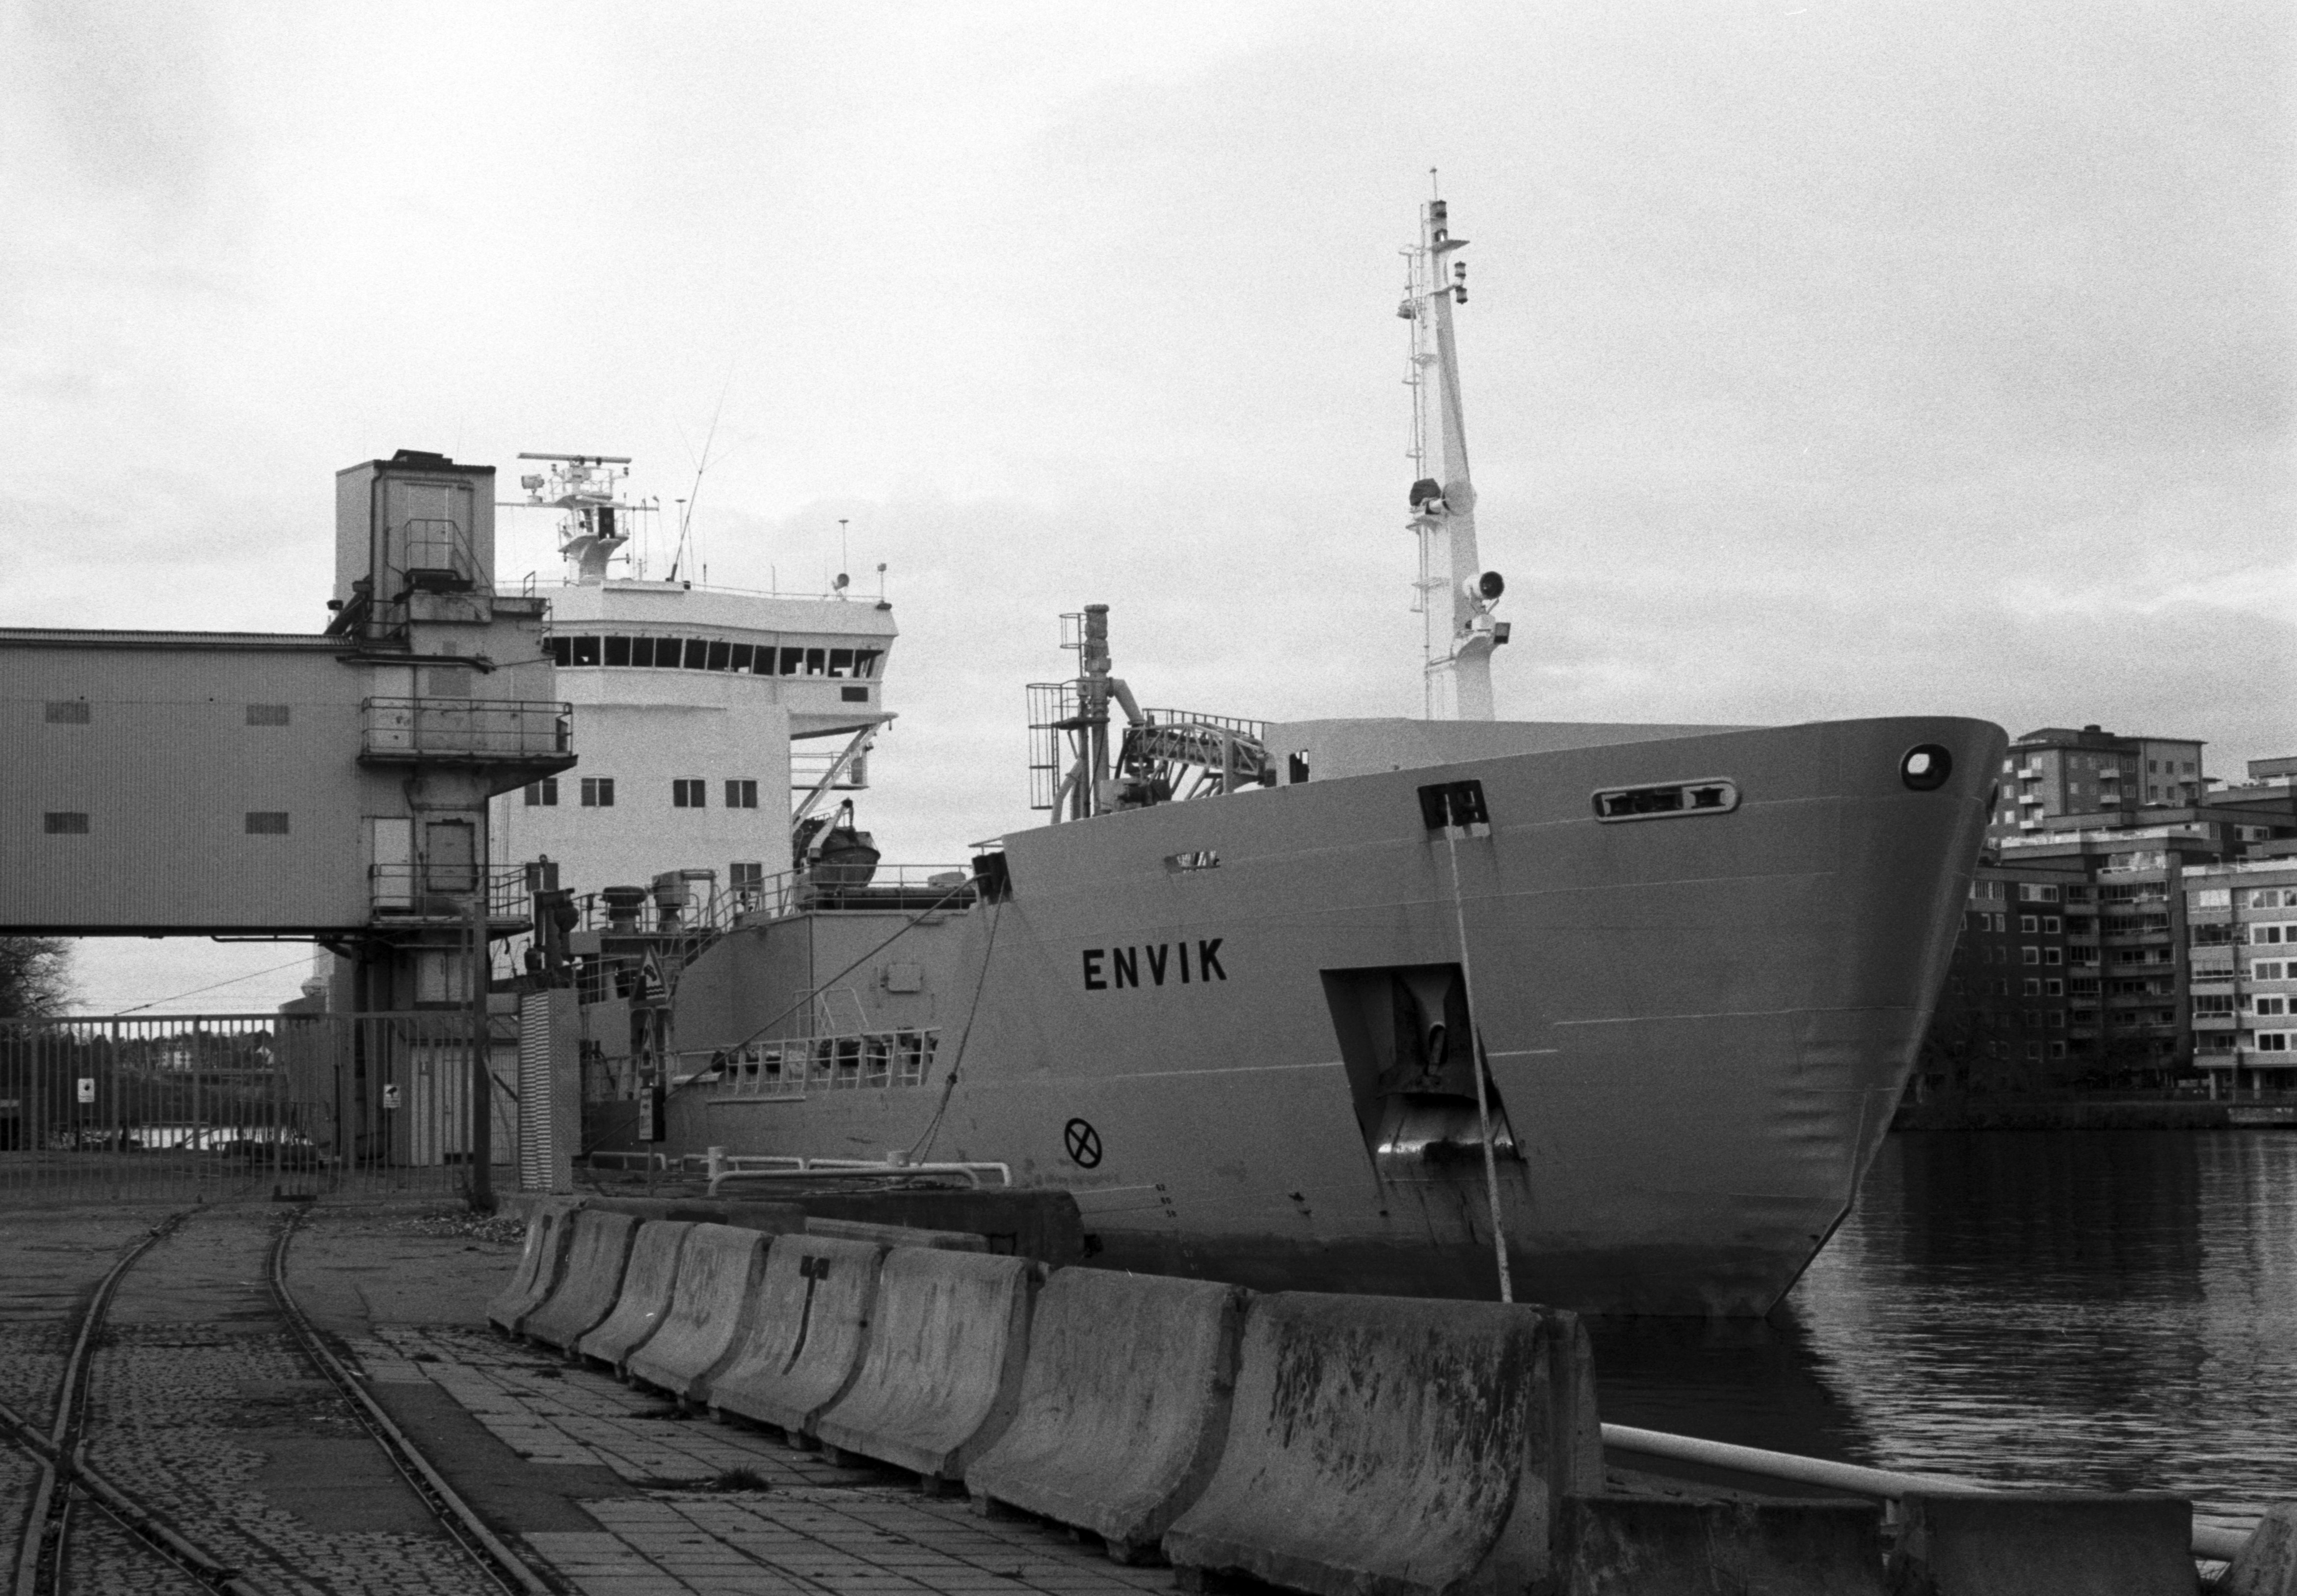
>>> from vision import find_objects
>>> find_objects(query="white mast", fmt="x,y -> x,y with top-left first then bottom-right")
1401,185 -> 1507,720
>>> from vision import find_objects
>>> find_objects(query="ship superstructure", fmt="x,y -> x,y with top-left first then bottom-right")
563,196 -> 2005,1317
489,455 -> 895,911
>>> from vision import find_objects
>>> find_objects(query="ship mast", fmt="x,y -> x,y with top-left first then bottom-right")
514,453 -> 648,584
1401,183 -> 1507,719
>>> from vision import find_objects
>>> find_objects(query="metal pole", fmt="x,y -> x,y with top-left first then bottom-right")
1444,832 -> 1514,1303
469,890 -> 493,1210
1600,1424 -> 2250,1563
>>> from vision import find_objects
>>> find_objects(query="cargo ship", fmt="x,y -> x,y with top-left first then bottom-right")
560,196 -> 2004,1315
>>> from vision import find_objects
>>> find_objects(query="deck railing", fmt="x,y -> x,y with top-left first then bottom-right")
361,697 -> 570,763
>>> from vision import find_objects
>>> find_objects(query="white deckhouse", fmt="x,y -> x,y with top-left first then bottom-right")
488,455 -> 894,912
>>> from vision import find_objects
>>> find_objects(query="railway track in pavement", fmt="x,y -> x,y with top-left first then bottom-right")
0,1203 -> 561,1596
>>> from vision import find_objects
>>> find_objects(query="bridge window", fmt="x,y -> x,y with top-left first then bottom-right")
245,812 -> 291,834
854,650 -> 881,678
828,648 -> 854,677
44,812 -> 90,834
604,635 -> 631,666
749,645 -> 775,675
672,779 -> 706,808
681,638 -> 708,669
805,648 -> 825,676
570,636 -> 601,666
44,701 -> 91,724
246,704 -> 291,726
730,643 -> 754,672
545,637 -> 570,666
706,640 -> 732,671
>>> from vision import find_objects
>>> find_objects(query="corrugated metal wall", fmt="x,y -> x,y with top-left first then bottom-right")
1,641 -> 389,930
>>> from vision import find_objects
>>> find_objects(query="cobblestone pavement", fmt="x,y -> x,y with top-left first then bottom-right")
78,1204 -> 500,1596
5,1197 -> 1177,1596
360,1325 -> 1175,1596
0,1198 -> 191,1583
57,1497 -> 212,1596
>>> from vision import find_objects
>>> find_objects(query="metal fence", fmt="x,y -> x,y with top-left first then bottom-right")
0,1012 -> 520,1201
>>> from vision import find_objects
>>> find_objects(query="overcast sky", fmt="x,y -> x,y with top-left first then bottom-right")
4,0 -> 2290,1012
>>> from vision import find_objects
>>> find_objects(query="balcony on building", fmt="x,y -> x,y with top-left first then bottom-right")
360,697 -> 574,768
369,861 -> 534,932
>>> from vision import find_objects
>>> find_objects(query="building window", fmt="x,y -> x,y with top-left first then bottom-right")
2049,1041 -> 2066,1059
2254,960 -> 2288,981
581,778 -> 615,807
2253,924 -> 2292,946
2043,916 -> 2061,934
245,704 -> 291,725
731,861 -> 764,889
44,701 -> 91,724
2258,997 -> 2291,1018
725,779 -> 758,809
841,685 -> 871,703
524,778 -> 559,806
2046,979 -> 2064,997
2023,978 -> 2041,996
244,812 -> 290,834
43,812 -> 90,834
2020,914 -> 2038,932
2043,948 -> 2062,967
2258,1032 -> 2292,1053
673,778 -> 706,808
2026,1042 -> 2043,1062
2022,946 -> 2040,965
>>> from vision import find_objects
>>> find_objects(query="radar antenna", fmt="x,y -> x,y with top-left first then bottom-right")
513,453 -> 654,584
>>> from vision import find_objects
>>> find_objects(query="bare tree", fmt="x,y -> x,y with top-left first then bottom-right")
0,938 -> 72,1021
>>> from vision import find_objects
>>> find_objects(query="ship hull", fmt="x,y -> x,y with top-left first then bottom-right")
670,715 -> 2004,1316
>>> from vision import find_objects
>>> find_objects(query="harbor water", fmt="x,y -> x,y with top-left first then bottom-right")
1591,1129 -> 2297,1542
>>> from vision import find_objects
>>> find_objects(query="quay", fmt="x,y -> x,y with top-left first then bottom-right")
6,1190 -> 2292,1596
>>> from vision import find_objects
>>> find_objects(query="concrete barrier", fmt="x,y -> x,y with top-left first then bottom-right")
810,1247 -> 1039,1487
1161,1292 -> 1604,1596
966,1271 -> 1246,1561
575,1220 -> 695,1375
1891,1491 -> 2193,1595
519,1210 -> 642,1353
485,1200 -> 581,1336
2225,1504 -> 2297,1596
706,1235 -> 891,1440
1557,1495 -> 1886,1595
624,1223 -> 772,1403
806,1217 -> 986,1251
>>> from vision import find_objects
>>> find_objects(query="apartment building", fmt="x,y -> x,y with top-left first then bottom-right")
2184,855 -> 2297,1095
1916,743 -> 2297,1098
1987,725 -> 2206,843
